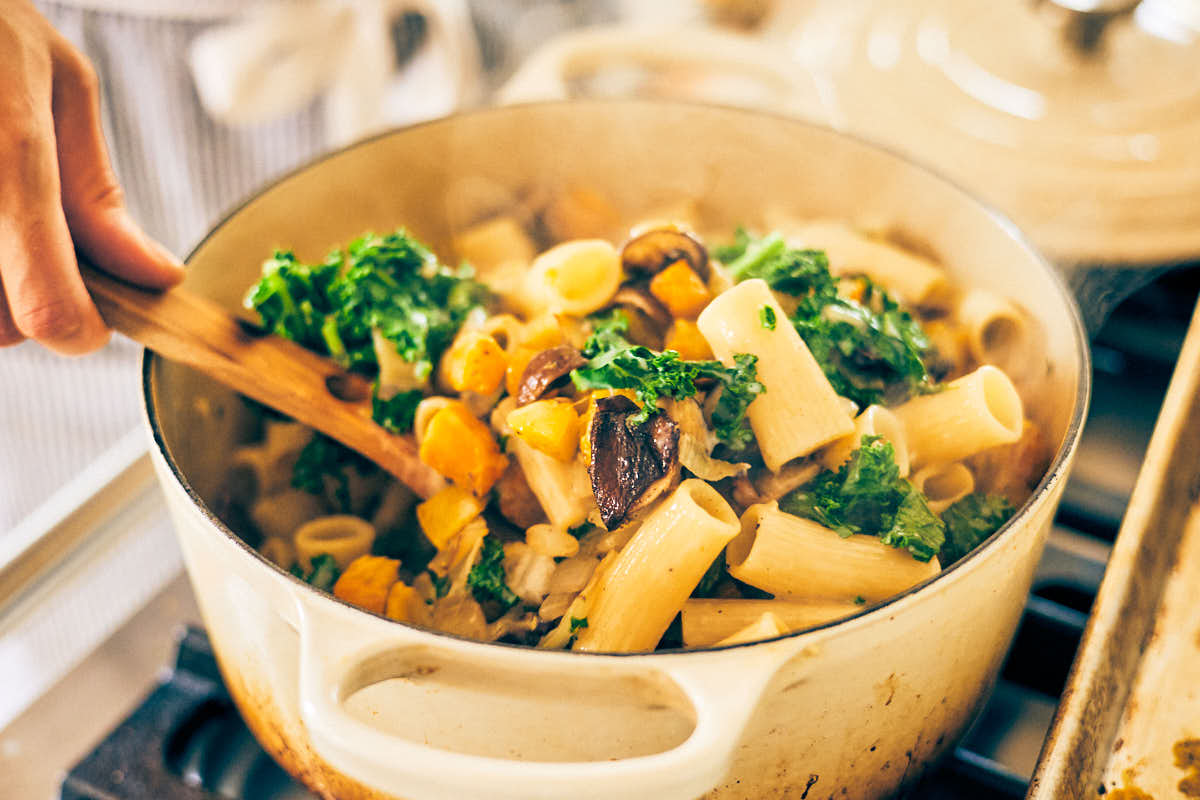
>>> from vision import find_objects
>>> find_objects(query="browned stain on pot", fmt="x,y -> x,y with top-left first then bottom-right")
874,673 -> 898,707
1102,769 -> 1155,800
223,667 -> 400,800
1175,738 -> 1200,796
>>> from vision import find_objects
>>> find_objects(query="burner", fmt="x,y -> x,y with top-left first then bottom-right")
60,628 -> 312,800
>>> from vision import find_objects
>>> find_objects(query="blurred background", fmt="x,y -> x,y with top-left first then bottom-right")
3,0 -> 1199,797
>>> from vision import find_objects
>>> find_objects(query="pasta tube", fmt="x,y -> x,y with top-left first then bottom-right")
714,612 -> 786,647
727,503 -> 940,602
293,514 -> 376,571
893,365 -> 1024,467
911,463 -> 975,515
681,598 -> 862,647
822,404 -> 910,477
698,279 -> 853,470
957,289 -> 1034,378
250,489 -> 324,543
451,215 -> 535,275
573,480 -> 739,652
773,218 -> 950,306
523,239 -> 622,316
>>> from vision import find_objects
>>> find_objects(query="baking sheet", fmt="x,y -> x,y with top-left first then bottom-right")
1031,299 -> 1200,799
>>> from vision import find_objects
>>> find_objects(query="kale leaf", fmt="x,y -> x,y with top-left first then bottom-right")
939,493 -> 1015,566
467,536 -> 519,611
245,251 -> 342,351
792,279 -> 933,408
292,433 -> 373,512
246,228 -> 487,383
290,553 -> 341,592
780,436 -> 945,562
712,226 -> 754,263
570,311 -> 765,448
720,229 -> 933,407
693,551 -> 727,598
371,386 -> 423,435
726,232 -> 836,300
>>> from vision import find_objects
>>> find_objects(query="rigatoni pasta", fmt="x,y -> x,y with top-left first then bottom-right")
573,480 -> 739,652
228,213 -> 1044,652
681,598 -> 862,647
697,279 -> 854,471
894,365 -> 1024,467
728,503 -> 940,602
911,463 -> 975,515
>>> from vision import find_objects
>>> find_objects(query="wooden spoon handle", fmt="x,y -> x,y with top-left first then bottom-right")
81,262 -> 443,498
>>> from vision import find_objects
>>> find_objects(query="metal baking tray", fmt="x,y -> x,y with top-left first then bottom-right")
1031,299 -> 1200,799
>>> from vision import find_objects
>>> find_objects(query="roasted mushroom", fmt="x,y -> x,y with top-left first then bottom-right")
515,345 -> 586,406
587,396 -> 680,529
493,461 -> 548,530
621,225 -> 710,280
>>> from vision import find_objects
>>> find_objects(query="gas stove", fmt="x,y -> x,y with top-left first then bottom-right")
2,266 -> 1197,800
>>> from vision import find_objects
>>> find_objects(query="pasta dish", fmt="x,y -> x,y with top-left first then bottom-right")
223,202 -> 1046,652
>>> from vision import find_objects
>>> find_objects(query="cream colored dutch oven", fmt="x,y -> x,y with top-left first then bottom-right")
143,100 -> 1089,800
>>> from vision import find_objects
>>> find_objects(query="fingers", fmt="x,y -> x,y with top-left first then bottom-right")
0,35 -> 110,354
0,276 -> 26,347
51,39 -> 184,289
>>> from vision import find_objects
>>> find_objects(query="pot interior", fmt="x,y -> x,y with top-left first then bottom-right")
146,99 -> 1088,624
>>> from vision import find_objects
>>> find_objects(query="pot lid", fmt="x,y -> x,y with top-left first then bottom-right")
792,0 -> 1200,265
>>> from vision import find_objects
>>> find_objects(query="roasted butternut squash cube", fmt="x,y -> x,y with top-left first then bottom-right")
418,403 -> 509,496
333,555 -> 400,615
384,580 -> 419,622
440,331 -> 507,395
649,260 -> 712,319
507,399 -> 581,462
505,346 -> 538,399
664,319 -> 714,361
417,485 -> 485,549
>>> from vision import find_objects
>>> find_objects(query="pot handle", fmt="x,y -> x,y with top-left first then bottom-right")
496,25 -> 827,121
295,594 -> 805,800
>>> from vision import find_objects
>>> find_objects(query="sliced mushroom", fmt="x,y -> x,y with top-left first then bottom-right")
494,461 -> 548,530
587,396 -> 680,529
621,225 -> 710,280
516,345 -> 586,406
613,286 -> 673,330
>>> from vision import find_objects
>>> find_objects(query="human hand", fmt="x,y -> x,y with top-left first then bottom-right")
0,0 -> 184,355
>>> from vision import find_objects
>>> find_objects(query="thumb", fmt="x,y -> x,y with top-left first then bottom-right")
51,40 -> 184,288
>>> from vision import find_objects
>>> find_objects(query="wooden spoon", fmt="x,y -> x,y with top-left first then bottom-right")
81,262 -> 445,498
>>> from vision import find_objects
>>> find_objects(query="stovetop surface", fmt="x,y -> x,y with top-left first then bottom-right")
2,266 -> 1197,800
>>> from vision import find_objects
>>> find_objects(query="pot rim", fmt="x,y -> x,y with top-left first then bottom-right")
142,97 -> 1092,658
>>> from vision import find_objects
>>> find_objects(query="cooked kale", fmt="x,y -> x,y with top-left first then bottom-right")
570,310 -> 764,448
780,436 -> 945,562
939,493 -> 1015,566
693,551 -> 727,598
290,553 -> 341,592
371,387 -> 423,435
720,229 -> 933,407
467,536 -> 519,611
245,229 -> 488,429
291,433 -> 373,512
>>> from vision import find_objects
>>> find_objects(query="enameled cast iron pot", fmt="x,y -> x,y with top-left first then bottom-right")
143,100 -> 1089,800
